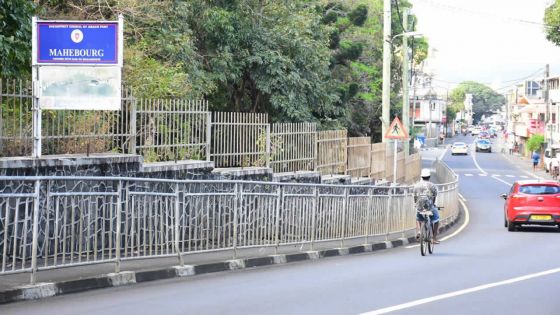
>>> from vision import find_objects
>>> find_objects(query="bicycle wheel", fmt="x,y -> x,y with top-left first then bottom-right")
420,222 -> 427,256
428,223 -> 434,254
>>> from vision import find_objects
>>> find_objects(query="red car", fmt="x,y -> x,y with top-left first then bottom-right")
501,180 -> 560,231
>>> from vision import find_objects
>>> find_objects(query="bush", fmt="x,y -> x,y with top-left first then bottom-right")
526,134 -> 545,152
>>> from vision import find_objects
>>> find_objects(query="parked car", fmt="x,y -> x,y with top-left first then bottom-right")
501,180 -> 560,231
488,129 -> 497,138
544,145 -> 560,173
471,127 -> 481,136
451,142 -> 468,155
475,139 -> 492,153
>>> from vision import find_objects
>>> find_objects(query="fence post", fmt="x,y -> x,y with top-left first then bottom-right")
32,65 -> 42,158
400,188 -> 406,238
313,131 -> 318,172
310,186 -> 319,250
206,111 -> 212,162
385,188 -> 392,241
115,180 -> 123,273
274,185 -> 282,254
364,188 -> 373,245
30,180 -> 40,284
128,98 -> 137,154
340,187 -> 349,248
265,124 -> 271,168
233,183 -> 241,259
174,183 -> 184,266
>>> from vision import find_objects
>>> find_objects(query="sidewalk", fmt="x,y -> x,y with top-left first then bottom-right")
495,135 -> 550,180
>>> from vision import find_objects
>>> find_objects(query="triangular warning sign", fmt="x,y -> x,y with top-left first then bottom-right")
384,116 -> 409,140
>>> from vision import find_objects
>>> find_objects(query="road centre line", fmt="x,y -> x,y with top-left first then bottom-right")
470,141 -> 517,187
405,193 -> 470,249
470,143 -> 487,175
359,267 -> 560,315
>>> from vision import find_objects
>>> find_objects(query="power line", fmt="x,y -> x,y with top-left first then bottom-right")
431,67 -> 545,86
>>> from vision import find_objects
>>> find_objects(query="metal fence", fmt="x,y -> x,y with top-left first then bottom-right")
0,79 -> 135,157
210,112 -> 269,168
136,99 -> 209,162
0,160 -> 459,284
270,123 -> 316,173
1,78 -> 421,182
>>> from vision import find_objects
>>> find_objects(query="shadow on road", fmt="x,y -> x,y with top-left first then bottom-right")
513,225 -> 560,233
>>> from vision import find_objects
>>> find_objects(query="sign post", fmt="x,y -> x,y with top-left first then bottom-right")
384,116 -> 409,184
31,15 -> 124,158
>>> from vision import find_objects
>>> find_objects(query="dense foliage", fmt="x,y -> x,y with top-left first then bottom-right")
1,0 -> 427,140
448,81 -> 505,123
527,134 -> 545,153
544,0 -> 560,45
0,0 -> 35,78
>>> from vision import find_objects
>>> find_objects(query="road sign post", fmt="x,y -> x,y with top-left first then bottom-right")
384,116 -> 409,184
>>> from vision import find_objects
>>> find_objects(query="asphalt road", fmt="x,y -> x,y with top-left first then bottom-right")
2,134 -> 558,315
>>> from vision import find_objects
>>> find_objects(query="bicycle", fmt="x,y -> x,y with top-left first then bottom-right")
418,209 -> 434,256
417,206 -> 444,256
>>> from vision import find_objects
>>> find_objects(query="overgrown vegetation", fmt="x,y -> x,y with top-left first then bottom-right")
1,0 -> 428,141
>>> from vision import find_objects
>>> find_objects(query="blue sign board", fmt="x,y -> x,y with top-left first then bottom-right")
36,21 -> 119,65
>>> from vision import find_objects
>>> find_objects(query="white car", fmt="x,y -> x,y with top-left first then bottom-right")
451,142 -> 469,155
471,128 -> 481,136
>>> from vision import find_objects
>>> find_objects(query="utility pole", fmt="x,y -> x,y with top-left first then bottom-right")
402,8 -> 410,155
381,0 -> 392,143
544,64 -> 551,146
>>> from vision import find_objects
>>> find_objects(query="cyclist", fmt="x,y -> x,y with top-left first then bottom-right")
413,168 -> 440,244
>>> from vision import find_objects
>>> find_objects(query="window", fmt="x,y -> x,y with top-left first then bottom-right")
519,185 -> 559,195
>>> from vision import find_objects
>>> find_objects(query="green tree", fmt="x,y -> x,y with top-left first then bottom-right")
527,134 -> 545,153
544,1 -> 560,45
0,0 -> 35,78
449,81 -> 505,123
186,1 -> 339,122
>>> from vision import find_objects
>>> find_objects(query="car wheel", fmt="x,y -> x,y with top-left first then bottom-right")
489,149 -> 492,153
504,217 -> 508,228
507,221 -> 516,232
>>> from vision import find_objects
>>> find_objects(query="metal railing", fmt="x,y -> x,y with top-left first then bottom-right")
136,99 -> 209,162
0,160 -> 459,284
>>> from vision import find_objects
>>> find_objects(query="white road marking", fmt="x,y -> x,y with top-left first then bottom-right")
359,267 -> 560,315
478,174 -> 487,177
506,175 -> 515,178
520,176 -> 529,179
470,145 -> 487,175
492,175 -> 514,187
405,193 -> 470,249
464,174 -> 473,177
438,146 -> 449,161
493,174 -> 501,177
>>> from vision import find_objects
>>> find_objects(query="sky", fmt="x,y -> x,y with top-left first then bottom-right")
409,0 -> 560,93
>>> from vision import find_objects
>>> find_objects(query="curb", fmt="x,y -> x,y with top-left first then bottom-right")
0,209 -> 462,305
